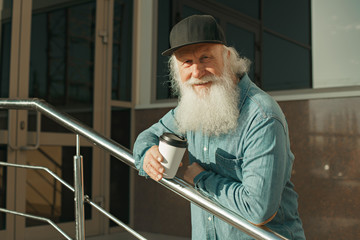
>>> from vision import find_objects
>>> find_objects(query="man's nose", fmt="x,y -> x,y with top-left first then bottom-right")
191,63 -> 205,79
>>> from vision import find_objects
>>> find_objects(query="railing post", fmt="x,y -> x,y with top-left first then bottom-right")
74,134 -> 85,240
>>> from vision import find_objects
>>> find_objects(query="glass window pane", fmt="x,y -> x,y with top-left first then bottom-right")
181,5 -> 204,17
112,0 -> 133,101
0,0 -> 12,130
0,14 -> 10,98
263,32 -> 311,91
156,0 -> 172,100
263,0 -> 310,45
312,0 -> 360,88
0,0 -> 11,229
29,1 -> 96,132
225,23 -> 255,81
25,145 -> 92,226
0,145 -> 7,230
110,107 -> 130,226
213,0 -> 260,19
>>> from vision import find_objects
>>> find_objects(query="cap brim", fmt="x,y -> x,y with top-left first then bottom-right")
161,40 -> 225,56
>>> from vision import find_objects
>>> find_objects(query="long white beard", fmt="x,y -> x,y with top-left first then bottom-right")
175,73 -> 240,136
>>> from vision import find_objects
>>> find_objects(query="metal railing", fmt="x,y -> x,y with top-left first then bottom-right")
0,98 -> 287,240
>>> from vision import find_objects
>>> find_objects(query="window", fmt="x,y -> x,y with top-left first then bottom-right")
155,0 -> 311,100
263,33 -> 311,90
112,0 -> 133,101
156,0 -> 173,99
0,0 -> 12,130
0,12 -> 10,99
262,0 -> 311,90
29,1 -> 96,132
312,0 -> 360,88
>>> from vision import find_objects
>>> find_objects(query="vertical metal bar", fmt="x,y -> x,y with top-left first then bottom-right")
74,134 -> 85,240
76,134 -> 80,156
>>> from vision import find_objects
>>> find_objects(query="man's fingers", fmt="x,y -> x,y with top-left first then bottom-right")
150,156 -> 164,172
143,146 -> 165,181
144,160 -> 162,181
148,163 -> 163,181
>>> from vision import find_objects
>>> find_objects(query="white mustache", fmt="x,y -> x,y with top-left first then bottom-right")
185,76 -> 219,86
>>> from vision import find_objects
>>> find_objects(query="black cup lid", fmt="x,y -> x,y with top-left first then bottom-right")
160,132 -> 187,148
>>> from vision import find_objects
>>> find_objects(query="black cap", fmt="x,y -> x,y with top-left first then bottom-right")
162,15 -> 226,56
160,132 -> 187,148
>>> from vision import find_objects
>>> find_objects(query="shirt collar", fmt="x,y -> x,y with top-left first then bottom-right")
237,73 -> 251,110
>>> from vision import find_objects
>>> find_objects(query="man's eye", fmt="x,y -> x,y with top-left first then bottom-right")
201,56 -> 210,62
183,60 -> 192,65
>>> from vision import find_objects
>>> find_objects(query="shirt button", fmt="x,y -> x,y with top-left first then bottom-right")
208,216 -> 212,221
203,147 -> 207,151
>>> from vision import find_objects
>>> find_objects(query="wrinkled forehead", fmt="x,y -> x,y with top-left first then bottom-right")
174,43 -> 223,59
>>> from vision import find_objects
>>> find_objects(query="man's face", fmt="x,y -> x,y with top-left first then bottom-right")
174,43 -> 225,95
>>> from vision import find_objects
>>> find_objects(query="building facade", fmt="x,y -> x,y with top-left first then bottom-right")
0,0 -> 359,239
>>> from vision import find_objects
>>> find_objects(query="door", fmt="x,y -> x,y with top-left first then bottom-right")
0,0 -> 122,239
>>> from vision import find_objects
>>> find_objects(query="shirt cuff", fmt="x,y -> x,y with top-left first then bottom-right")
136,154 -> 149,178
194,171 -> 211,188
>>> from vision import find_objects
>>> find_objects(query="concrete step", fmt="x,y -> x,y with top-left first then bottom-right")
87,231 -> 190,240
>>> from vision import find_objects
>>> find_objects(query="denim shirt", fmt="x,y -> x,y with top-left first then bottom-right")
133,75 -> 305,240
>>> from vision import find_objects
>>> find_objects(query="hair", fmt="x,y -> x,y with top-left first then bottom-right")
168,45 -> 251,96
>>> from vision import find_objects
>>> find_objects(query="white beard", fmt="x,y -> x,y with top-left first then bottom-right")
175,72 -> 240,136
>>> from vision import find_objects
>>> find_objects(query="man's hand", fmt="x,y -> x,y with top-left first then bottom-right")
184,162 -> 205,185
143,145 -> 164,181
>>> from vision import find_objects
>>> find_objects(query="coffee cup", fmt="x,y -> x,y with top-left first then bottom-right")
159,132 -> 187,179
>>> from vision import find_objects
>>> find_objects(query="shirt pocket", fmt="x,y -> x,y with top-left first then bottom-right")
214,149 -> 243,181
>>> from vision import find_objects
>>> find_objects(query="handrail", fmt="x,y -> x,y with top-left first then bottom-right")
0,98 -> 287,240
0,207 -> 72,240
0,161 -> 146,240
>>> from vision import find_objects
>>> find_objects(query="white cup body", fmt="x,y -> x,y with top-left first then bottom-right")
159,141 -> 186,179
